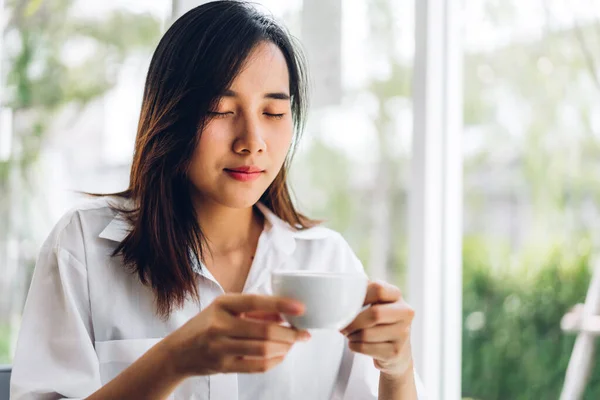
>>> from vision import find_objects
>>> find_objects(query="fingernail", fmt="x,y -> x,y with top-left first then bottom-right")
299,331 -> 311,341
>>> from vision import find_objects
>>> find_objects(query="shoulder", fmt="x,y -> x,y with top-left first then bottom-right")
293,225 -> 354,253
258,202 -> 353,255
292,224 -> 349,248
291,225 -> 366,275
293,224 -> 343,240
44,196 -> 122,254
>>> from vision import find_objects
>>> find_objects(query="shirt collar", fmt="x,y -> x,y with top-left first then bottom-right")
98,201 -> 329,254
98,197 -> 135,243
254,203 -> 296,255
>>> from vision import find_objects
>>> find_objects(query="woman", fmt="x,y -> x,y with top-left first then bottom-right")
10,1 -> 423,399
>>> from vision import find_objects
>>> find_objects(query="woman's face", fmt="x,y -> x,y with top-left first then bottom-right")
188,41 -> 294,209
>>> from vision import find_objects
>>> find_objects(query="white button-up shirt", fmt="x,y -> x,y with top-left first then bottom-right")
11,196 -> 424,399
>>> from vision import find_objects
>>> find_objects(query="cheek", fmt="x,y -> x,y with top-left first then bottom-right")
189,139 -> 208,174
191,126 -> 228,165
187,129 -> 224,184
187,148 -> 207,190
269,126 -> 294,163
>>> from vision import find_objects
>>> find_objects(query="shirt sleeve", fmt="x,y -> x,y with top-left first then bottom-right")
332,233 -> 427,399
340,346 -> 427,399
10,221 -> 101,399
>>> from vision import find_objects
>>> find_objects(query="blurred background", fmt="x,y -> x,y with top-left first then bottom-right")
1,0 -> 600,399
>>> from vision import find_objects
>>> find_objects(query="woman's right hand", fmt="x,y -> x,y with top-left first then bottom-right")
164,294 -> 311,377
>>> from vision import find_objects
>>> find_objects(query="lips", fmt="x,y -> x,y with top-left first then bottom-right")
224,166 -> 264,182
226,166 -> 263,173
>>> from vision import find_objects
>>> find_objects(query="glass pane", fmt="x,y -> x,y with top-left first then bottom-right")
0,0 -> 170,364
286,0 -> 415,287
462,0 -> 600,397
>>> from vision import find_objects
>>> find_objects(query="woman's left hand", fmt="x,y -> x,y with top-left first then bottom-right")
341,281 -> 415,378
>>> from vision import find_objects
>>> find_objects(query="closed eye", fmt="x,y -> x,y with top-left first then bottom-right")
208,111 -> 233,119
264,113 -> 285,119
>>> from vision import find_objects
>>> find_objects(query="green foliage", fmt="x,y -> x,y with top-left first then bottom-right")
5,0 -> 162,110
0,0 -> 164,362
2,0 -> 162,180
461,19 -> 600,397
292,139 -> 359,236
464,21 -> 600,224
0,325 -> 10,364
461,236 -> 600,399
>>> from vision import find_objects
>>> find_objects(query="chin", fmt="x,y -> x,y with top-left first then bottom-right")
191,178 -> 273,210
219,197 -> 261,209
215,188 -> 266,209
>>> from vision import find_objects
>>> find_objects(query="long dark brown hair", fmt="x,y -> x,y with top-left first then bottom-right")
100,1 -> 317,318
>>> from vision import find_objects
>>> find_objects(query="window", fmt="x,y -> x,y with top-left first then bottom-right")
462,0 -> 600,398
0,0 -> 171,363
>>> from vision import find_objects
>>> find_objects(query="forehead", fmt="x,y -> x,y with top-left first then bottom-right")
228,41 -> 290,93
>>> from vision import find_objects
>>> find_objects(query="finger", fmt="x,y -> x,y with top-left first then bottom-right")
241,311 -> 285,323
342,303 -> 413,336
225,355 -> 286,374
228,316 -> 311,344
348,340 -> 406,361
217,338 -> 293,359
363,281 -> 402,306
347,322 -> 408,343
218,294 -> 305,316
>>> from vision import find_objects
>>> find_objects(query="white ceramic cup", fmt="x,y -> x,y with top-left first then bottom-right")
270,270 -> 369,330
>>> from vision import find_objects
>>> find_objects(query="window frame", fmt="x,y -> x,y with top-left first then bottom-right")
409,0 -> 463,398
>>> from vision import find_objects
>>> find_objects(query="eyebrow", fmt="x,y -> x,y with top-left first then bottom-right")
221,89 -> 290,100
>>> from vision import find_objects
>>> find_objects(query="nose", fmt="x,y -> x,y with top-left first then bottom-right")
232,115 -> 266,155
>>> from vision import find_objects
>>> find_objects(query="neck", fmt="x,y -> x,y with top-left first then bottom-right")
193,198 -> 263,256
